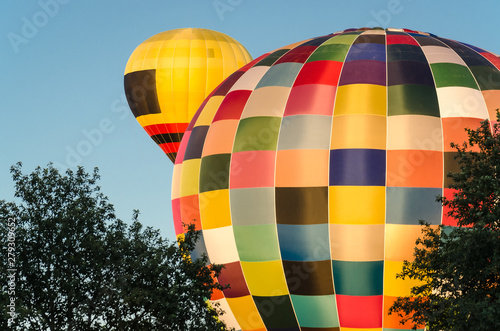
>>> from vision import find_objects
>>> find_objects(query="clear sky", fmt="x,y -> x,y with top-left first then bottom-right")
1,0 -> 500,241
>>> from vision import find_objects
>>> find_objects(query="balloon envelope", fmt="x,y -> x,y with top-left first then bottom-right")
172,27 -> 500,330
124,28 -> 252,162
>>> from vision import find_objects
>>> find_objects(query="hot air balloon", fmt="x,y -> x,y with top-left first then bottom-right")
124,28 -> 252,162
172,27 -> 500,330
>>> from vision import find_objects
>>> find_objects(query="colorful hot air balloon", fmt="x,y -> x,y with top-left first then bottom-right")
172,27 -> 500,330
124,28 -> 252,162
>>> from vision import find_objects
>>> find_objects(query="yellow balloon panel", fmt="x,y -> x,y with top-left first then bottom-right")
329,186 -> 386,225
330,114 -> 387,150
384,261 -> 425,297
199,189 -> 231,230
179,159 -> 201,197
226,296 -> 266,330
195,96 -> 225,126
240,260 -> 289,297
334,84 -> 387,116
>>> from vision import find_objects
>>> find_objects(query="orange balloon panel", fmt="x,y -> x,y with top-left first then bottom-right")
124,28 -> 252,162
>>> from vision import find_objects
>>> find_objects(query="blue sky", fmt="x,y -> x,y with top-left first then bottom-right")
1,0 -> 500,241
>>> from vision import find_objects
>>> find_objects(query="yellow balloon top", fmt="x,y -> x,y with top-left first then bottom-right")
124,28 -> 252,162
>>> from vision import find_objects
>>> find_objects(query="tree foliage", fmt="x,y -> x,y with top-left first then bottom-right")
389,113 -> 500,330
0,163 -> 229,330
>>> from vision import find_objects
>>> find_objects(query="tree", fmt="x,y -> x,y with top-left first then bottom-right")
0,163 -> 229,330
389,113 -> 500,331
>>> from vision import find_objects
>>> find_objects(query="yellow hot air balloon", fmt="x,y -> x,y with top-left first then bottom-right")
124,28 -> 252,162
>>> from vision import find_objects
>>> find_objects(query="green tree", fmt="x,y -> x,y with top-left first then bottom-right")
389,114 -> 500,330
0,163 -> 229,330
